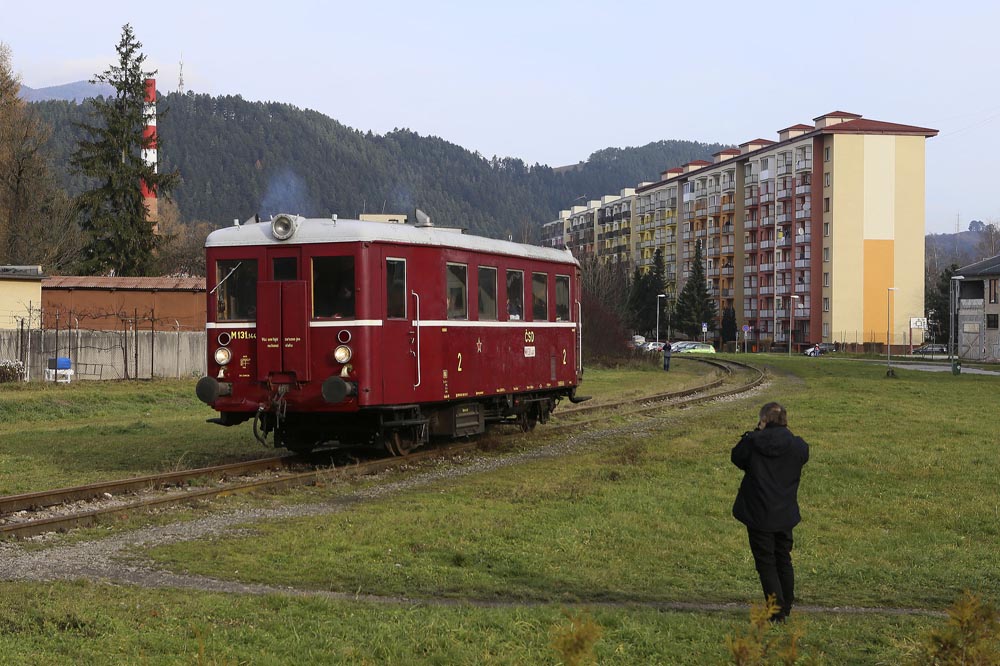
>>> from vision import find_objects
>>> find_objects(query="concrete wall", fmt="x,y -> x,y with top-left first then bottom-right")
0,329 -> 206,381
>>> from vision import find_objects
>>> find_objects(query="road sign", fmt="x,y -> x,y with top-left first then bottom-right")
742,324 -> 750,332
701,322 -> 708,333
910,317 -> 928,329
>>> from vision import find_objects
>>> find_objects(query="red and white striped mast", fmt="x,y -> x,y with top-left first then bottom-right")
141,78 -> 159,231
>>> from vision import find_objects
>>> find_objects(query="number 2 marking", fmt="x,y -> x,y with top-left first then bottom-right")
457,352 -> 463,372
562,348 -> 567,365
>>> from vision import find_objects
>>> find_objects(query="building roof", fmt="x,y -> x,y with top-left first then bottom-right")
822,118 -> 938,137
813,110 -> 863,120
0,266 -> 46,281
43,276 -> 206,291
957,254 -> 1000,278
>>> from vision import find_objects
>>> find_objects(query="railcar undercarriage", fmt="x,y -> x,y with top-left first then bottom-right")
245,389 -> 576,455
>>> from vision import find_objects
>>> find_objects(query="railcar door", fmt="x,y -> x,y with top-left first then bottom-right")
381,250 -> 419,404
256,247 -> 311,383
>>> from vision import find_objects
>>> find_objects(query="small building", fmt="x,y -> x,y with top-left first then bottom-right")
41,276 -> 207,332
0,266 -> 45,329
953,255 -> 1000,361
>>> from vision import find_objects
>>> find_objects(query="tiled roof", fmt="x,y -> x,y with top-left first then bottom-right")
957,254 -> 1000,277
813,110 -> 862,120
43,276 -> 206,291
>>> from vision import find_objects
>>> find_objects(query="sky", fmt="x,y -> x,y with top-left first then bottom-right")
5,0 -> 999,234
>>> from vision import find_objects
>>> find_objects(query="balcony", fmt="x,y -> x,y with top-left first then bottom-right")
759,309 -> 774,320
707,246 -> 720,257
745,175 -> 759,185
722,245 -> 735,255
744,196 -> 759,207
745,219 -> 758,230
794,258 -> 811,268
759,262 -> 774,272
760,217 -> 774,227
795,184 -> 811,195
760,192 -> 775,204
709,205 -> 721,215
696,228 -> 707,238
760,286 -> 775,295
744,242 -> 757,252
777,163 -> 793,176
775,261 -> 791,270
745,287 -> 757,296
777,237 -> 791,247
759,239 -> 774,249
722,181 -> 735,193
795,208 -> 812,220
796,159 -> 813,171
708,268 -> 720,277
777,213 -> 791,224
776,285 -> 791,294
777,189 -> 792,200
743,265 -> 757,274
795,282 -> 810,293
682,231 -> 692,240
722,202 -> 735,213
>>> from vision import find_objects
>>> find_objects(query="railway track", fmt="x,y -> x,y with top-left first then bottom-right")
0,357 -> 765,540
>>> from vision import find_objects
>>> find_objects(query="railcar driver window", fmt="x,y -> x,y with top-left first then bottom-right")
313,256 -> 356,318
216,259 -> 258,321
532,272 -> 548,321
478,267 -> 498,320
386,259 -> 406,319
555,275 -> 570,321
506,270 -> 524,320
447,263 -> 468,320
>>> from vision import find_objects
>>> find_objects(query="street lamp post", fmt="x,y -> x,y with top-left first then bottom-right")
949,275 -> 964,361
788,295 -> 800,356
656,293 -> 666,344
887,287 -> 897,375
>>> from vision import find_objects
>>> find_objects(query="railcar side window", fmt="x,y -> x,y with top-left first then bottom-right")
386,259 -> 406,319
478,267 -> 497,321
216,259 -> 258,321
506,270 -> 524,320
446,263 -> 468,320
555,275 -> 570,321
312,256 -> 355,319
532,272 -> 548,321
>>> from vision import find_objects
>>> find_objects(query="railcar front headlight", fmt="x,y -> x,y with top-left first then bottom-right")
333,345 -> 352,364
214,347 -> 232,365
271,213 -> 299,240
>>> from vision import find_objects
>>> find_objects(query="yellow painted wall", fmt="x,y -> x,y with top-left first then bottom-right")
0,280 -> 42,329
828,133 -> 927,344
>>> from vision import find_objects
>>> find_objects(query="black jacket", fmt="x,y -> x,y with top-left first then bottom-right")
731,425 -> 809,531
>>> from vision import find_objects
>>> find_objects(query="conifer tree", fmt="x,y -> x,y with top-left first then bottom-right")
674,241 -> 717,338
72,24 -> 178,275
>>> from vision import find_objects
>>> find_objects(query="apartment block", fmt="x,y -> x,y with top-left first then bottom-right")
545,111 -> 937,349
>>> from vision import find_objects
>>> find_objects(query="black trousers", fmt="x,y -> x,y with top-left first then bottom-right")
747,527 -> 795,619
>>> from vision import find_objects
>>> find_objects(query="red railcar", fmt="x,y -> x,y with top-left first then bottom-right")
196,214 -> 585,453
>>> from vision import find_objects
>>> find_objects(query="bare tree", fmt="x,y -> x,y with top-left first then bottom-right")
977,220 -> 1000,260
0,42 -> 84,271
151,198 -> 213,276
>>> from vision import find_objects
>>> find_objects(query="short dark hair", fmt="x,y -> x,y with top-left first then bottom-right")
759,402 -> 787,427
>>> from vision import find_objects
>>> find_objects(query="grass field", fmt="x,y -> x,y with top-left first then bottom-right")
2,355 -> 998,663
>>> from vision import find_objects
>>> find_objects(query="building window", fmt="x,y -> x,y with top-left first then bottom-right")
823,322 -> 830,337
824,146 -> 830,162
824,197 -> 831,213
823,272 -> 830,287
824,222 -> 830,237
823,248 -> 830,262
988,314 -> 999,329
824,172 -> 831,187
990,278 -> 998,304
823,297 -> 830,312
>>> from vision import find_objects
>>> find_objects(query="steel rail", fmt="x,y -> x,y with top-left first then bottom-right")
0,455 -> 299,515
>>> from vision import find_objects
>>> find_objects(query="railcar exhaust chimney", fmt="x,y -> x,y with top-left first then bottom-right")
414,209 -> 433,228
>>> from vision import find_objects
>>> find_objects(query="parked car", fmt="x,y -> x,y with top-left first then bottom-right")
911,344 -> 947,357
803,344 -> 822,357
670,341 -> 698,352
643,341 -> 666,353
803,342 -> 837,357
676,342 -> 716,354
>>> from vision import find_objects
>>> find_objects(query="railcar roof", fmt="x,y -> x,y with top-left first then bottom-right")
206,217 -> 579,266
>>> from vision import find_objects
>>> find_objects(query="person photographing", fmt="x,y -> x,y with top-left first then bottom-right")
731,402 -> 809,622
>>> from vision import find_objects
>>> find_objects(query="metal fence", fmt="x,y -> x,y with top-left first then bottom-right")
0,328 -> 206,382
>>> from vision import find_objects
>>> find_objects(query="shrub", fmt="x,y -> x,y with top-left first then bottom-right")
0,359 -> 25,383
904,592 -> 1000,665
550,610 -> 602,666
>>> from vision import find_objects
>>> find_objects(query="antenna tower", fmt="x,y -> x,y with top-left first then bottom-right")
178,56 -> 185,94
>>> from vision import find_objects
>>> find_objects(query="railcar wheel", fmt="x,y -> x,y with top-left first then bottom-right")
518,411 -> 537,432
383,431 -> 416,456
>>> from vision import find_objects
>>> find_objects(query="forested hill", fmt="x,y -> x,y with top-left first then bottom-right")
31,93 -> 727,240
